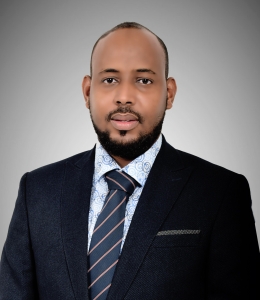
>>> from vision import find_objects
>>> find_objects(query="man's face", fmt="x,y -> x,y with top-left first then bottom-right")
83,28 -> 176,160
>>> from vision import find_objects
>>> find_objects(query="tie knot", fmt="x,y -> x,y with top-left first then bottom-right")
105,170 -> 138,196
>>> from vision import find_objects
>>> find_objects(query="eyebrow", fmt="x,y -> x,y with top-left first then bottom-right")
98,68 -> 156,75
99,68 -> 119,74
136,68 -> 156,74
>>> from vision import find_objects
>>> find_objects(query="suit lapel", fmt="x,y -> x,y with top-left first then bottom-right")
108,139 -> 193,299
61,147 -> 95,300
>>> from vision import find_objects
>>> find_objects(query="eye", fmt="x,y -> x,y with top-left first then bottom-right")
103,78 -> 117,84
137,78 -> 152,85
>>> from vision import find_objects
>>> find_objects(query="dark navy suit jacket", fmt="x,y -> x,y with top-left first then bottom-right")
0,137 -> 259,299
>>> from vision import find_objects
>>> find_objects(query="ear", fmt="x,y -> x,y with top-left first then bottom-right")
166,77 -> 177,110
82,75 -> 92,109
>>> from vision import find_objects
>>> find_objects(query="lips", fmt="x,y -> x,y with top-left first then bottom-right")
110,113 -> 139,131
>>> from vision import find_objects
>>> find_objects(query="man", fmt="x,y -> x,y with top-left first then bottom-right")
0,22 -> 259,299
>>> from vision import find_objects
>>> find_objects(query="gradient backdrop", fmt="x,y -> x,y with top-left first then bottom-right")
1,0 -> 259,251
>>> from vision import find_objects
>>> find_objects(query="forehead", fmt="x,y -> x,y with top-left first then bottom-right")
91,28 -> 165,76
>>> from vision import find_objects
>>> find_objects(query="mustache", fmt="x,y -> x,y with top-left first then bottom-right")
105,107 -> 144,124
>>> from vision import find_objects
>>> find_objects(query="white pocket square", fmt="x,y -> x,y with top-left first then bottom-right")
157,230 -> 201,236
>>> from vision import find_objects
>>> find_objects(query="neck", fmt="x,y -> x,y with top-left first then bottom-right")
111,155 -> 132,168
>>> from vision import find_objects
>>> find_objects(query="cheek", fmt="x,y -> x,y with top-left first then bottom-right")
89,92 -> 108,120
141,95 -> 166,122
90,105 -> 106,127
90,98 -> 101,113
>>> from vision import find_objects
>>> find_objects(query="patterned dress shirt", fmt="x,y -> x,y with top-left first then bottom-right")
87,134 -> 162,252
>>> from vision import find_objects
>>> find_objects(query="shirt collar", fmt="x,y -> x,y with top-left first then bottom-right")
93,134 -> 162,187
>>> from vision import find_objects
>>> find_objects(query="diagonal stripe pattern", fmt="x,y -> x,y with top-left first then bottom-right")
88,169 -> 138,300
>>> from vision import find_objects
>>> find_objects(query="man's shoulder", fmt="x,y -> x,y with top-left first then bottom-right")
164,140 -> 242,182
178,148 -> 233,173
26,148 -> 94,184
166,144 -> 250,199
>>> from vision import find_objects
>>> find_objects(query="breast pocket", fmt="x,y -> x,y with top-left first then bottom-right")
151,230 -> 201,247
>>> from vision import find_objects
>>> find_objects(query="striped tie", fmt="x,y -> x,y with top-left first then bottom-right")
88,169 -> 138,300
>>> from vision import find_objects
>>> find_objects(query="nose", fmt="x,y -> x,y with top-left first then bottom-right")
114,81 -> 136,106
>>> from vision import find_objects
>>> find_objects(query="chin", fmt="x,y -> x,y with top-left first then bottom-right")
110,130 -> 140,141
91,113 -> 165,161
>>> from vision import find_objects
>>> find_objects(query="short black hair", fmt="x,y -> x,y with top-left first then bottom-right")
90,22 -> 169,78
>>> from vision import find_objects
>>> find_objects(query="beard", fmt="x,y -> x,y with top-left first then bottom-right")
89,105 -> 165,161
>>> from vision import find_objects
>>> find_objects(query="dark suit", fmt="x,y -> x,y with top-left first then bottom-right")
0,137 -> 259,299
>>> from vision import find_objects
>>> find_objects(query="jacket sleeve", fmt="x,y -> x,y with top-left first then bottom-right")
0,173 -> 38,300
207,174 -> 260,299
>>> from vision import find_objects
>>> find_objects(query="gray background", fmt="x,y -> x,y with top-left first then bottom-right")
0,0 -> 259,251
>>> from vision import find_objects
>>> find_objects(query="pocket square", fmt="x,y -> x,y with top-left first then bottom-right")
157,229 -> 201,236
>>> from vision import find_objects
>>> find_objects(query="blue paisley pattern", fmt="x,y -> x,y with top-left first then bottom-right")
88,135 -> 162,251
